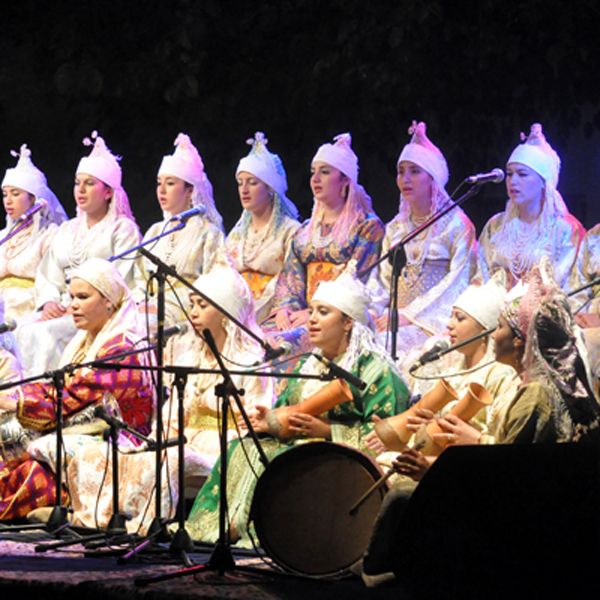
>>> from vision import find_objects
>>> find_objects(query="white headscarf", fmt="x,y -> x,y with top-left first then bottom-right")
76,131 -> 135,222
158,133 -> 223,230
2,144 -> 67,229
191,252 -> 263,354
453,272 -> 507,331
397,121 -> 450,214
236,131 -> 299,220
63,258 -> 145,365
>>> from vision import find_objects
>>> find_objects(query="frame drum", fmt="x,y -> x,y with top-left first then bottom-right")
250,441 -> 387,577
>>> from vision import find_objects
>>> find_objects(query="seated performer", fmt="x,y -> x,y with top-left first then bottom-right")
360,263 -> 600,586
367,121 -> 477,369
226,132 -> 300,325
0,144 -> 67,322
0,258 -> 153,521
16,131 -> 140,376
185,260 -> 410,547
372,275 -> 519,458
478,122 -> 584,289
133,133 -> 225,329
66,258 -> 274,533
267,133 -> 384,345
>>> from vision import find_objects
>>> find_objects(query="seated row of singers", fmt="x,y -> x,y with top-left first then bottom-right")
0,250 -> 598,541
1,122 -> 599,379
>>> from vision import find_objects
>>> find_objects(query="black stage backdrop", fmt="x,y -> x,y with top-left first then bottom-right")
1,0 -> 600,235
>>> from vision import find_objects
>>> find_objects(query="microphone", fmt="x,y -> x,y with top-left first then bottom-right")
264,341 -> 294,361
168,205 -> 206,222
149,322 -> 189,344
94,405 -> 129,430
14,199 -> 48,224
312,353 -> 367,390
0,319 -> 17,334
464,168 -> 505,185
408,340 -> 451,374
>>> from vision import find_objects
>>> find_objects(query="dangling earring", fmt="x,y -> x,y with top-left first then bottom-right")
221,317 -> 228,330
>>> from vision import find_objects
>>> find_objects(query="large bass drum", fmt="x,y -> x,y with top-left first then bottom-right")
250,441 -> 388,577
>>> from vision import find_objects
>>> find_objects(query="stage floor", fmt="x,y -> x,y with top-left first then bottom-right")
0,529 -> 411,599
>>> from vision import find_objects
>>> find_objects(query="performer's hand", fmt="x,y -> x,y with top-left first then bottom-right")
364,431 -> 386,454
375,310 -> 411,332
435,414 -> 481,446
289,309 -> 310,328
364,415 -> 386,454
41,301 -> 67,321
392,447 -> 432,481
0,392 -> 18,411
247,405 -> 270,434
288,413 -> 331,439
274,309 -> 292,331
405,408 -> 436,432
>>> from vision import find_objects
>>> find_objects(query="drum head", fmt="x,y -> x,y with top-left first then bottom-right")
250,441 -> 386,577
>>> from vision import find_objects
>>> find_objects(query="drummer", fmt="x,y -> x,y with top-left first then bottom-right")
185,259 -> 410,547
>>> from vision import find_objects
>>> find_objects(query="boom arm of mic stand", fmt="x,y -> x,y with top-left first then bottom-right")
360,184 -> 484,277
137,248 -> 272,361
0,219 -> 33,247
109,221 -> 186,263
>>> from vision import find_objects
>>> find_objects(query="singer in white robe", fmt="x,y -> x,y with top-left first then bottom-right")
16,132 -> 140,376
132,134 -> 225,333
0,144 -> 67,322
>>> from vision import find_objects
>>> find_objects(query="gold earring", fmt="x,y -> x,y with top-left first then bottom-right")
221,317 -> 228,329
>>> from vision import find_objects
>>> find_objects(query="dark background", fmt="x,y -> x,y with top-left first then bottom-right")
2,0 -> 600,234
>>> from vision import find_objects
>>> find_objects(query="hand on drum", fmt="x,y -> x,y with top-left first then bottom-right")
288,413 -> 331,439
405,408 -> 435,432
244,405 -> 271,434
364,415 -> 386,454
41,301 -> 67,321
392,448 -> 432,481
434,414 -> 482,446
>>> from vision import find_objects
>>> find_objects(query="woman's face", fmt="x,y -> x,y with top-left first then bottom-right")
156,175 -> 192,216
69,278 -> 113,336
396,161 -> 433,207
2,186 -> 35,221
492,315 -> 522,366
189,294 -> 226,338
307,301 -> 352,358
236,171 -> 272,215
506,162 -> 544,208
310,162 -> 348,207
446,308 -> 485,351
74,173 -> 112,218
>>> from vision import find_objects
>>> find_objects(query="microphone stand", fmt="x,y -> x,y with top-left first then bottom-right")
363,183 -> 485,361
69,358 -> 335,579
0,366 -> 84,538
0,217 -> 35,247
135,329 -> 290,586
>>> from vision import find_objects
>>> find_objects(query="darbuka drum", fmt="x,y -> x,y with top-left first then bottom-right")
250,441 -> 387,577
0,411 -> 37,467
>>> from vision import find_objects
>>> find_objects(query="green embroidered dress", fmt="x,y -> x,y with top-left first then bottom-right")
185,349 -> 409,546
